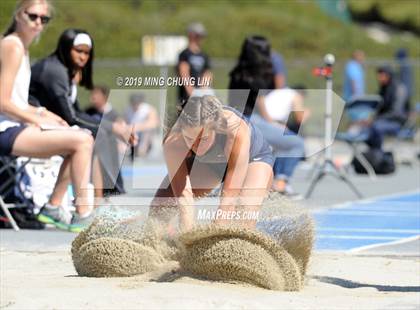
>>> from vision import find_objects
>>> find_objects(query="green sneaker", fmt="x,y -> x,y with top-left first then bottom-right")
37,204 -> 72,230
68,212 -> 95,233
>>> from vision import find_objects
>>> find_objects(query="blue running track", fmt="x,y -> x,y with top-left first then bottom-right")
313,192 -> 420,251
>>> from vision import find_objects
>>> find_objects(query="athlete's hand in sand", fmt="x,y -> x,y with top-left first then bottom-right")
178,191 -> 196,232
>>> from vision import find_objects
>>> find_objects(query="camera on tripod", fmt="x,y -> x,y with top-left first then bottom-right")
312,54 -> 335,78
305,53 -> 363,199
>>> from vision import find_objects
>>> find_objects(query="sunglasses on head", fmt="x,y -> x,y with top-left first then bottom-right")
24,11 -> 51,25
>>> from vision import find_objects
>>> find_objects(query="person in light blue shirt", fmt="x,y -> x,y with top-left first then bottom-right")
343,50 -> 365,102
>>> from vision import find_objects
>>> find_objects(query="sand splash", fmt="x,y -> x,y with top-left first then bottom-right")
71,193 -> 314,290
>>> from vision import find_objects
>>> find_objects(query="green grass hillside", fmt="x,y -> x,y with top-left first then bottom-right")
1,0 -> 419,59
1,0 -> 419,115
348,0 -> 420,32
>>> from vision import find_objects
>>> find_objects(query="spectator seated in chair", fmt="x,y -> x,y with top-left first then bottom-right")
366,65 -> 410,151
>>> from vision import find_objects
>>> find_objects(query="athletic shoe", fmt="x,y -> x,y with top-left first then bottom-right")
37,203 -> 72,230
68,211 -> 95,233
283,185 -> 303,201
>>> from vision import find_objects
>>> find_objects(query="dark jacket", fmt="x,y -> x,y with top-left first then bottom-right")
377,76 -> 409,124
29,55 -> 113,136
30,55 -> 125,195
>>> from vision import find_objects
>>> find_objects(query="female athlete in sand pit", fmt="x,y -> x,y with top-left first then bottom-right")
150,95 -> 274,230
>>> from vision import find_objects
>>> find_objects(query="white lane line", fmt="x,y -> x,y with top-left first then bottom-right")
318,227 -> 420,234
317,235 -> 401,240
313,211 -> 419,216
348,235 -> 420,253
344,206 -> 420,211
322,190 -> 420,211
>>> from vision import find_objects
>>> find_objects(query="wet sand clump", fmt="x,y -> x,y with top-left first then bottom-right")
74,237 -> 160,277
71,217 -> 177,277
178,225 -> 303,291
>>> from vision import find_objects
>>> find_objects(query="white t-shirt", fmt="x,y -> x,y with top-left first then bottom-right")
69,83 -> 77,104
264,88 -> 296,123
0,36 -> 31,132
125,103 -> 151,125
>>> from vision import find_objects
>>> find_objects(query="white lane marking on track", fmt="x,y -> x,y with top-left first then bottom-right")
318,227 -> 420,234
348,235 -> 420,253
317,235 -> 402,240
313,211 -> 419,217
321,190 -> 420,211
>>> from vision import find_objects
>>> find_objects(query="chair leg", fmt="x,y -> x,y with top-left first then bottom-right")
352,145 -> 377,180
0,196 -> 20,231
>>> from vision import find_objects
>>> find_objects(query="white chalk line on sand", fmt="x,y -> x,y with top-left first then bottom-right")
347,235 -> 420,253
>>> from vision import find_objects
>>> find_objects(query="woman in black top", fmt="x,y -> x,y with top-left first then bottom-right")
30,29 -> 136,197
228,35 -> 274,117
228,36 -> 305,195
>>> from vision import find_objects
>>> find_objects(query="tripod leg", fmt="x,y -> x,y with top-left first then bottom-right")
305,153 -> 322,181
330,164 -> 363,199
353,145 -> 377,180
340,175 -> 363,198
304,170 -> 325,199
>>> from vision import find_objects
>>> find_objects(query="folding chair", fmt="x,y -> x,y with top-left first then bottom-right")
386,102 -> 419,165
0,156 -> 32,231
335,95 -> 383,180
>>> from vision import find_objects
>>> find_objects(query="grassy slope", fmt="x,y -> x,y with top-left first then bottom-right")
348,0 -> 420,30
1,0 -> 419,59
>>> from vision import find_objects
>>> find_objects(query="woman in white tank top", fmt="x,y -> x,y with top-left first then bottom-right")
0,0 -> 95,231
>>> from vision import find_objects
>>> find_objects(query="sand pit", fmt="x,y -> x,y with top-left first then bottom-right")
71,194 -> 314,291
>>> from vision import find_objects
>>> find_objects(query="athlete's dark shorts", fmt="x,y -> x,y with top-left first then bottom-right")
0,125 -> 26,156
248,121 -> 275,166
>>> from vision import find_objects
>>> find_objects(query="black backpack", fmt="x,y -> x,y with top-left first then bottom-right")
0,159 -> 45,230
0,207 -> 45,230
352,149 -> 396,175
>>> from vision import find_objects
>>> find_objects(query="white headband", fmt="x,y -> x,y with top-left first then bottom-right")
73,33 -> 92,47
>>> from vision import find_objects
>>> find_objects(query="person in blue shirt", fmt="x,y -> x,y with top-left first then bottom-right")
343,50 -> 365,103
271,51 -> 287,89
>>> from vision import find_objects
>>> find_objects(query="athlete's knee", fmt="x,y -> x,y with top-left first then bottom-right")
81,132 -> 94,147
73,132 -> 94,152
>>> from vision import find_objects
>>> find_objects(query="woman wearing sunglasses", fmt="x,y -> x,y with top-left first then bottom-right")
0,0 -> 96,232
